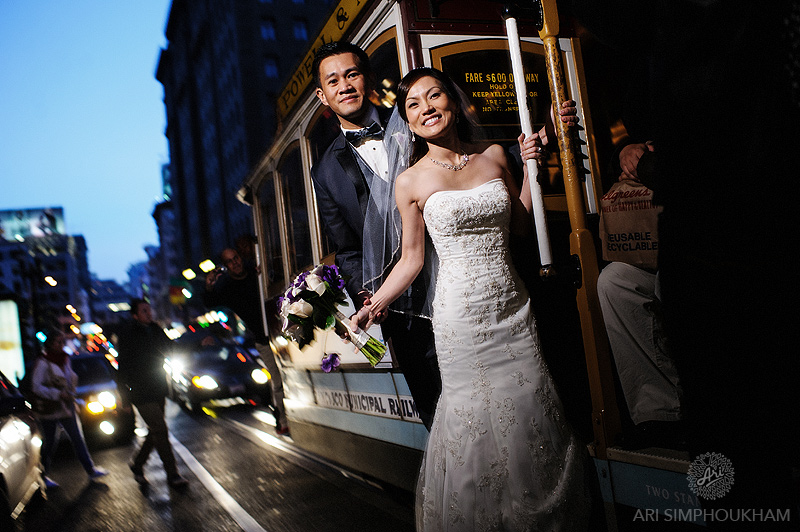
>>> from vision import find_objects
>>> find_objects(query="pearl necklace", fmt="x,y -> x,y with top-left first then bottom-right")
427,152 -> 469,171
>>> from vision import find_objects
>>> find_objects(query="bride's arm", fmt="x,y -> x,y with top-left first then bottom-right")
365,170 -> 426,319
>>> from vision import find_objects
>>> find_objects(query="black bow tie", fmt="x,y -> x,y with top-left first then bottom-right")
344,122 -> 383,144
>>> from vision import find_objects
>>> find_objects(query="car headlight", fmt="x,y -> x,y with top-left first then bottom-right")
251,368 -> 269,384
165,357 -> 185,378
86,391 -> 118,414
86,401 -> 105,414
98,391 -> 117,408
191,375 -> 219,390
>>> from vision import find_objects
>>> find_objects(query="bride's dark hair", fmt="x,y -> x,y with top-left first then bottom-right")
396,67 -> 480,165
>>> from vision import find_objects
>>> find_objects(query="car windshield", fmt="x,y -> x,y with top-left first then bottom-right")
72,356 -> 114,385
191,345 -> 252,365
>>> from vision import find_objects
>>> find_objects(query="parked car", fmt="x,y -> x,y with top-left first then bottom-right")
164,340 -> 271,413
71,352 -> 135,446
0,370 -> 44,530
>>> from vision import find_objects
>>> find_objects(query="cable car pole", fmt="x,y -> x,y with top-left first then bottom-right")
536,0 -> 620,457
503,7 -> 554,277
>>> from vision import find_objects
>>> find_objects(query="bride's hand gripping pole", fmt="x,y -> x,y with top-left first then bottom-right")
502,7 -> 554,278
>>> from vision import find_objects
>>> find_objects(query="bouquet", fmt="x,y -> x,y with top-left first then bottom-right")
279,264 -> 386,370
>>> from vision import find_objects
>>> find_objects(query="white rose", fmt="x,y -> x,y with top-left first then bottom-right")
286,300 -> 313,318
279,297 -> 291,316
305,274 -> 326,295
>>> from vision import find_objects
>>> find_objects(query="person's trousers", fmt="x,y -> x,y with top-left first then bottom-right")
254,342 -> 286,425
381,312 -> 441,430
131,398 -> 178,478
41,411 -> 95,474
597,262 -> 682,425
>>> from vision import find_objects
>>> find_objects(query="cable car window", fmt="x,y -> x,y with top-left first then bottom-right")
366,36 -> 401,109
307,109 -> 340,258
257,172 -> 285,290
277,145 -> 313,274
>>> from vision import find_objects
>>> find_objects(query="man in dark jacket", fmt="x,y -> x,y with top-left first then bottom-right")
203,247 -> 288,435
117,298 -> 188,488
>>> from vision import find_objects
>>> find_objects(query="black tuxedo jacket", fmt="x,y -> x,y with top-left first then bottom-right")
311,107 -> 440,429
310,105 -> 393,304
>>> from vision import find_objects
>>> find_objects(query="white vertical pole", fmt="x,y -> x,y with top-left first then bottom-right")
505,15 -> 553,271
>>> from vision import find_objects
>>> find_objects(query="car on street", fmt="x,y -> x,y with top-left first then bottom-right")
0,370 -> 44,530
164,340 -> 271,413
71,352 -> 135,446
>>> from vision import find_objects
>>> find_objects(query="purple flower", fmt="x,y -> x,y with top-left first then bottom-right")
318,265 -> 345,291
321,353 -> 340,373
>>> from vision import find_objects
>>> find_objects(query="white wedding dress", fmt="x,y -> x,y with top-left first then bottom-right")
417,178 -> 589,531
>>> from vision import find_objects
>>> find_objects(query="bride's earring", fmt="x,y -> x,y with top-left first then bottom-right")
412,132 -> 416,142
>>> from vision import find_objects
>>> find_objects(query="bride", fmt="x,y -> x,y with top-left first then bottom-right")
358,67 -> 591,531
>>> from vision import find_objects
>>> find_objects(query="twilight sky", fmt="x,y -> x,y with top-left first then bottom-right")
0,0 -> 173,284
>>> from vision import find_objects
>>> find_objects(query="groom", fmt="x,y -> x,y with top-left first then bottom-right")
311,42 -> 441,430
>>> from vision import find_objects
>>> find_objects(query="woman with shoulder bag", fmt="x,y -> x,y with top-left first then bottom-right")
32,333 -> 107,488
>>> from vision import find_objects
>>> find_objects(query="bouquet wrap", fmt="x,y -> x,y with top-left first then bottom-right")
279,264 -> 386,370
332,310 -> 384,366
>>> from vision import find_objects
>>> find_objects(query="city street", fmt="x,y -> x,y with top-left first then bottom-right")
18,400 -> 415,532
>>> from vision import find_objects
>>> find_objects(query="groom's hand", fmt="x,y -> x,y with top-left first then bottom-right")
368,306 -> 388,327
352,304 -> 387,330
351,307 -> 371,330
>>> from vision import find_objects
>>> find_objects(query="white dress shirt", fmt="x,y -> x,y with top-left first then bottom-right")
342,106 -> 389,183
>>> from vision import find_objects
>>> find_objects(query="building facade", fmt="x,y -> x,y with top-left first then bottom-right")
89,276 -> 131,329
155,0 -> 332,279
0,230 -> 91,363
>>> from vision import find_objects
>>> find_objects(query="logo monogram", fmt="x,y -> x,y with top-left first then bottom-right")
687,452 -> 735,500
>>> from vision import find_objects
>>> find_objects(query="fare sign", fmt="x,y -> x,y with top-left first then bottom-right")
438,46 -> 552,136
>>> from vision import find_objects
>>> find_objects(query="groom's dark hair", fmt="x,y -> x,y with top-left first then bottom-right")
312,41 -> 374,90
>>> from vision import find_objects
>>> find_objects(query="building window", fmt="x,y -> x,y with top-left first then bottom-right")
264,57 -> 279,79
293,19 -> 308,41
261,21 -> 276,40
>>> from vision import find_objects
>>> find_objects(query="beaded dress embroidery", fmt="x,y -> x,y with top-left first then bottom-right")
416,178 -> 589,531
